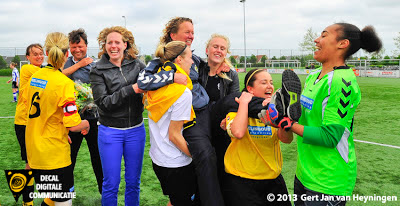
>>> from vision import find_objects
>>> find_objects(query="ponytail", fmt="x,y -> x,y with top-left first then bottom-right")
335,23 -> 382,59
44,32 -> 69,69
155,41 -> 187,63
216,58 -> 233,81
360,26 -> 382,53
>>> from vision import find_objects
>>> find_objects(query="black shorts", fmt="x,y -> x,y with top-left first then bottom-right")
15,124 -> 27,162
152,162 -> 197,206
223,173 -> 291,206
32,164 -> 75,202
12,81 -> 18,89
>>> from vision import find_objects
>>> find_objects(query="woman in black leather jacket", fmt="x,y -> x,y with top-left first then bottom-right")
198,34 -> 240,199
90,26 -> 146,206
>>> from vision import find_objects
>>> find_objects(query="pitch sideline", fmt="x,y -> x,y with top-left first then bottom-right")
1,116 -> 399,149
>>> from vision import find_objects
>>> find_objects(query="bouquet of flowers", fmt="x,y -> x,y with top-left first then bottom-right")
74,80 -> 98,117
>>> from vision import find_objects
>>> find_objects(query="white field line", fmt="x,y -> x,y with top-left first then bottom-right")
1,115 -> 399,149
0,116 -> 15,119
354,139 -> 400,149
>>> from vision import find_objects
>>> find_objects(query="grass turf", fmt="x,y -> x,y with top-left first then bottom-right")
0,72 -> 399,205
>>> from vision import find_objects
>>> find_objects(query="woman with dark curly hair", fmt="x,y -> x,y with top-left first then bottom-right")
90,26 -> 146,206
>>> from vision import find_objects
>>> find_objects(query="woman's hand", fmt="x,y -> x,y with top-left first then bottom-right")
220,118 -> 227,131
77,57 -> 93,68
230,92 -> 253,139
235,92 -> 253,105
132,83 -> 144,93
174,73 -> 188,85
216,62 -> 230,74
262,97 -> 271,106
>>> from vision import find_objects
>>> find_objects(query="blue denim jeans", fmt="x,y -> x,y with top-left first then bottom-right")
98,124 -> 146,206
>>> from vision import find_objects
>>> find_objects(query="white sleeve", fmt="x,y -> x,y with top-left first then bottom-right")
171,88 -> 192,121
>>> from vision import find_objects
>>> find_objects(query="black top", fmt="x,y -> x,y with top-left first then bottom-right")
205,75 -> 221,103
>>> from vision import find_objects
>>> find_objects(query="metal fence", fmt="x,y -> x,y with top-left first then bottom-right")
0,47 -> 102,59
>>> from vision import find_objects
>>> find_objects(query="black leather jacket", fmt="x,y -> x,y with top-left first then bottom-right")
198,62 -> 240,102
90,54 -> 145,128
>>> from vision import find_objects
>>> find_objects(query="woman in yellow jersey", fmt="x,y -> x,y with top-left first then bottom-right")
223,69 -> 292,206
15,44 -> 44,168
13,44 -> 45,205
25,32 -> 90,206
145,41 -> 197,206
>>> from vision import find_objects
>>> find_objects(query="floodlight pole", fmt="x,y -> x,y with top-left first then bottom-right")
122,16 -> 126,28
240,0 -> 247,72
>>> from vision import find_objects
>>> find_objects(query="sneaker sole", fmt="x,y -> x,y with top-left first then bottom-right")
282,70 -> 302,121
271,88 -> 285,116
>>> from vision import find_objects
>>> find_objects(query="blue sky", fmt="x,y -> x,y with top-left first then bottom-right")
1,0 -> 399,58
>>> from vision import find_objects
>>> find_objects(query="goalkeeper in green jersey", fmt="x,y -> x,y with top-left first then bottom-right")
259,23 -> 382,206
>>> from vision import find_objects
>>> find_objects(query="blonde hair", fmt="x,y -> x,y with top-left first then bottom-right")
206,33 -> 233,80
160,17 -> 193,44
97,26 -> 138,59
206,33 -> 231,54
10,62 -> 17,67
155,41 -> 187,63
44,32 -> 69,69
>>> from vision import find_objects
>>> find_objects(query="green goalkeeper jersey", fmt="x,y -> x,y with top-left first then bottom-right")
296,66 -> 361,196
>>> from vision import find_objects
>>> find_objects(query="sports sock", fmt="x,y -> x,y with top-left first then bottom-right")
13,92 -> 17,101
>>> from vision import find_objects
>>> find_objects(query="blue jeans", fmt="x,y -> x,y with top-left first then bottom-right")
98,124 -> 146,206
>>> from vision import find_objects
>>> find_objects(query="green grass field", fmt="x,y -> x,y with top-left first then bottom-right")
0,72 -> 399,205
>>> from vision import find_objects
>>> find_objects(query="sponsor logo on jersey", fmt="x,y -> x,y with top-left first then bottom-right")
300,95 -> 314,110
30,78 -> 48,89
248,125 -> 272,136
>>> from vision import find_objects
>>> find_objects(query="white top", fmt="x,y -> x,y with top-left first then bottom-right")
12,68 -> 19,82
149,88 -> 193,168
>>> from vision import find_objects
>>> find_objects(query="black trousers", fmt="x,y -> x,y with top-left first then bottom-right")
69,118 -> 103,194
183,107 -> 224,206
223,173 -> 291,206
15,124 -> 28,162
294,176 -> 347,206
